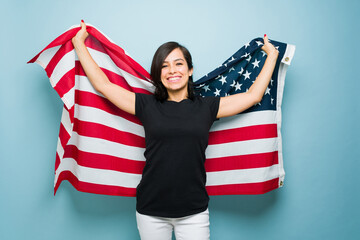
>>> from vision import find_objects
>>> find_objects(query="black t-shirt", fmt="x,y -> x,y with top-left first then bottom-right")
135,93 -> 220,218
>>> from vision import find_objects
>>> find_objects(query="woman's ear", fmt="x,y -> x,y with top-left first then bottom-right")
189,68 -> 193,77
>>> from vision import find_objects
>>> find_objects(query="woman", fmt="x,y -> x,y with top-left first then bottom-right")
72,20 -> 278,240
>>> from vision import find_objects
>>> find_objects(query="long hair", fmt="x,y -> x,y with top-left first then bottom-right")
150,42 -> 195,102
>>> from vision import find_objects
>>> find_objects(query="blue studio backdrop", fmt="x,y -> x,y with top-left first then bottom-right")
0,0 -> 359,239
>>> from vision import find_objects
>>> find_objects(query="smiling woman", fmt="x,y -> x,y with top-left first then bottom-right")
71,20 -> 278,240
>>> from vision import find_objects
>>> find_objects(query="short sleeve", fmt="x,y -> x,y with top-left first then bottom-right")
135,93 -> 154,119
202,96 -> 220,121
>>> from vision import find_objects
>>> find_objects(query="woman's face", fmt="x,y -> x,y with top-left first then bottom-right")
160,48 -> 193,94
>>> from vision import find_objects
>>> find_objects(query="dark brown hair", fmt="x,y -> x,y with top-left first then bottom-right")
150,41 -> 195,101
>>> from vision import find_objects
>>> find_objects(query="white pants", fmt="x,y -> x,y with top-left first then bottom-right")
136,208 -> 210,240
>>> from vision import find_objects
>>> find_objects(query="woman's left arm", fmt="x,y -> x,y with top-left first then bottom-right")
217,35 -> 279,118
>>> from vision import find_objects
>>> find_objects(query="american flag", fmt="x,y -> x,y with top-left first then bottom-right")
28,23 -> 295,196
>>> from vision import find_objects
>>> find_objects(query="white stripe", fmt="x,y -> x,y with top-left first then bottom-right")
210,110 -> 276,132
206,137 -> 278,159
74,104 -> 145,137
50,50 -> 75,87
85,48 -> 154,92
76,75 -> 107,97
60,107 -> 73,135
61,87 -> 75,109
68,132 -> 146,161
54,158 -> 142,188
281,44 -> 296,65
35,46 -> 61,68
206,164 -> 280,186
56,138 -> 65,159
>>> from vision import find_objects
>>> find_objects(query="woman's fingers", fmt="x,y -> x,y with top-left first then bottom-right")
72,20 -> 88,44
80,19 -> 86,30
261,34 -> 277,55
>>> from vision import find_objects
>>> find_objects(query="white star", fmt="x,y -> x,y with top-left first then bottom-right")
255,102 -> 261,106
227,57 -> 235,63
270,79 -> 274,86
219,76 -> 227,85
224,63 -> 228,67
238,67 -> 244,75
241,52 -> 250,58
214,88 -> 221,96
229,67 -> 235,72
271,98 -> 274,105
262,51 -> 267,57
244,42 -> 250,48
265,87 -> 271,95
215,75 -> 221,79
243,70 -> 251,80
251,59 -> 260,68
197,83 -> 205,88
246,55 -> 252,62
202,85 -> 210,92
230,80 -> 236,88
256,41 -> 263,46
235,82 -> 242,91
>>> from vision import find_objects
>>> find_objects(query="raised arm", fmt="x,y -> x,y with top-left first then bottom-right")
72,20 -> 136,115
217,34 -> 279,118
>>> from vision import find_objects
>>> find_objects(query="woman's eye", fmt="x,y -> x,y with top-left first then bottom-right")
162,65 -> 167,68
176,63 -> 183,66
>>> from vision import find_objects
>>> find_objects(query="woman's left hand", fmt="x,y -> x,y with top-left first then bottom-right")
261,34 -> 278,56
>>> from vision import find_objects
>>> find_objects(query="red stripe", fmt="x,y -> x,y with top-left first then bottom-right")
75,90 -> 142,125
54,171 -> 137,196
73,118 -> 145,148
59,123 -> 71,148
206,178 -> 279,195
205,151 -> 278,172
53,68 -> 75,98
28,25 -> 151,81
75,61 -> 152,95
54,171 -> 279,196
45,40 -> 74,78
55,152 -> 61,172
85,27 -> 151,80
68,106 -> 74,123
63,145 -> 145,174
208,124 -> 278,145
28,28 -> 79,64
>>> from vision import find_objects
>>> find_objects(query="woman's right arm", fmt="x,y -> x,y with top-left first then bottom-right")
72,20 -> 136,115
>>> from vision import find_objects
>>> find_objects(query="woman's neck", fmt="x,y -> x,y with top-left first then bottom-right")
167,90 -> 188,102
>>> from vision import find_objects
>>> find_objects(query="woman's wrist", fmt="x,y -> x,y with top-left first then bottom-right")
266,50 -> 278,61
72,36 -> 85,48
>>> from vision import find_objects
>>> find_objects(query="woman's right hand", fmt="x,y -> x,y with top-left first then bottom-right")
72,20 -> 89,45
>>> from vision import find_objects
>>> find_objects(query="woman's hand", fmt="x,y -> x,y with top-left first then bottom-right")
261,34 -> 278,57
217,34 -> 279,118
72,20 -> 89,45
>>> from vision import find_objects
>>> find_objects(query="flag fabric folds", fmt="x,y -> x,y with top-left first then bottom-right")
28,23 -> 295,196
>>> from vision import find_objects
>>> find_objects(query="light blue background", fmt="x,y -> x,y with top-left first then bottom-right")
1,0 -> 359,239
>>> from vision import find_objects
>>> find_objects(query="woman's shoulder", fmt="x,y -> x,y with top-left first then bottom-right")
195,95 -> 220,104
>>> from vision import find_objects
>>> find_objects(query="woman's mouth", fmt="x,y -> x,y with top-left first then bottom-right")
167,76 -> 182,82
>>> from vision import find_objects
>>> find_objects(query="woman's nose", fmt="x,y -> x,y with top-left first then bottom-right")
169,63 -> 176,73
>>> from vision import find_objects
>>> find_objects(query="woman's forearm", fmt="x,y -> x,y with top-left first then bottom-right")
247,51 -> 278,102
72,38 -> 110,93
